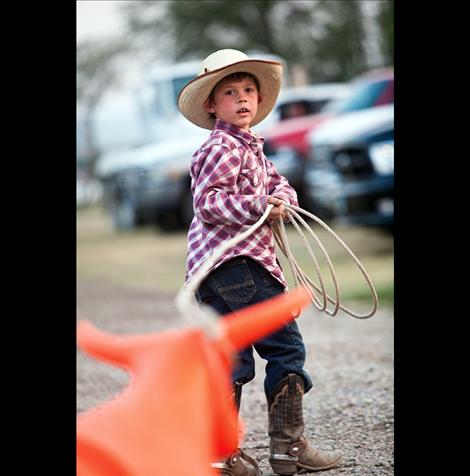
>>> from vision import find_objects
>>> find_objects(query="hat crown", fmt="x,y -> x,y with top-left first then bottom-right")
199,49 -> 249,76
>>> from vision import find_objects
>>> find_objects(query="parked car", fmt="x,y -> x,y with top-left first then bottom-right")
261,68 -> 394,161
303,104 -> 394,231
259,83 -> 351,128
260,68 -> 394,207
98,130 -> 209,230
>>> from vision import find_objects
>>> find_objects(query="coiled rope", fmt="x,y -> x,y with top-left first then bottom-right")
176,202 -> 378,332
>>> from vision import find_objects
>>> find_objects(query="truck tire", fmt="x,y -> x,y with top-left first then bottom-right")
111,196 -> 138,230
180,191 -> 194,228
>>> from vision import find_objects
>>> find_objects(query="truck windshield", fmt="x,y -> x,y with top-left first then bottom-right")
173,75 -> 196,104
151,75 -> 196,119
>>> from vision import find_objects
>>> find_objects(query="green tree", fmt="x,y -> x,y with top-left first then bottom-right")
121,1 -> 322,80
376,0 -> 394,66
309,0 -> 368,81
119,0 -> 386,83
121,1 -> 316,60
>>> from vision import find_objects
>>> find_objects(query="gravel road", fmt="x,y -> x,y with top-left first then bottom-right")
77,278 -> 394,475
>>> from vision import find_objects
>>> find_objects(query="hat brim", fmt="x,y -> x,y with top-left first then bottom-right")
177,59 -> 282,130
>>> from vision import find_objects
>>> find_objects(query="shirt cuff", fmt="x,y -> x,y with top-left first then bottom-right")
272,193 -> 293,205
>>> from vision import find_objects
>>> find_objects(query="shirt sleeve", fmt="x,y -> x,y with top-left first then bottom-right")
265,156 -> 299,207
192,143 -> 270,225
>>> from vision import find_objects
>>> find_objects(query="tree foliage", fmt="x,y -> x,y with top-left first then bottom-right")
77,38 -> 132,115
377,0 -> 394,65
309,0 -> 369,81
77,37 -> 132,161
120,0 -> 393,83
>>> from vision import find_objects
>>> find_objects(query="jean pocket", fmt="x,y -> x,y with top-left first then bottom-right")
219,281 -> 257,303
213,260 -> 257,304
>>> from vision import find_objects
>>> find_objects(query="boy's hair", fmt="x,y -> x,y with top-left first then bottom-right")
206,72 -> 261,119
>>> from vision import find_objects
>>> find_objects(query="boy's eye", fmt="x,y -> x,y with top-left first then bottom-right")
224,90 -> 235,95
246,87 -> 255,93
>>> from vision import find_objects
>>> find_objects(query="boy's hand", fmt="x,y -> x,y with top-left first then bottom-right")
267,196 -> 287,222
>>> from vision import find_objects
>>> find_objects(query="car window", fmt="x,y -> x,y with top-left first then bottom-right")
324,79 -> 393,114
173,75 -> 196,104
279,99 -> 330,120
151,75 -> 196,119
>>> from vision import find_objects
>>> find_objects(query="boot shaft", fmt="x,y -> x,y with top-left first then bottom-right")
268,373 -> 305,443
267,374 -> 343,474
232,381 -> 243,413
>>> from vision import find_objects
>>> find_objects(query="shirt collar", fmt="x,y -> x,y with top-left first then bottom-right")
214,118 -> 265,146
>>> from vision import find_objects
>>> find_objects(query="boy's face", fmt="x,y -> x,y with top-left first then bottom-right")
204,77 -> 262,131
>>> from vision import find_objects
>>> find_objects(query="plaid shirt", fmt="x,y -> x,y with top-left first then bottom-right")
185,119 -> 298,288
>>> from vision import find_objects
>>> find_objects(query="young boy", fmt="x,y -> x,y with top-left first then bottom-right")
178,49 -> 341,476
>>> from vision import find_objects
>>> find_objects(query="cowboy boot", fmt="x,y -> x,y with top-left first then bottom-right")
211,382 -> 261,476
268,374 -> 341,475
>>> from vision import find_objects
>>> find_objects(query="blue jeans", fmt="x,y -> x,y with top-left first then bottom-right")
196,256 -> 313,400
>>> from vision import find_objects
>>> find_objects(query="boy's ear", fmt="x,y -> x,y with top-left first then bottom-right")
258,94 -> 263,104
204,98 -> 215,113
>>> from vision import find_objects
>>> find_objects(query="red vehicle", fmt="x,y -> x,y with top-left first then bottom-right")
260,68 -> 394,204
261,68 -> 394,162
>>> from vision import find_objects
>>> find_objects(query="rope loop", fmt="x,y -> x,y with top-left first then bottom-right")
176,202 -> 378,327
273,203 -> 378,319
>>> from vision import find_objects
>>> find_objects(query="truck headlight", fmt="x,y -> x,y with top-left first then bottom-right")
369,140 -> 394,175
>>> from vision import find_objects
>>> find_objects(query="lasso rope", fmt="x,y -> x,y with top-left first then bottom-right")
176,202 -> 378,332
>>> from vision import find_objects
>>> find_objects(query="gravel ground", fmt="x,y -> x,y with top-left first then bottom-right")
77,278 -> 394,475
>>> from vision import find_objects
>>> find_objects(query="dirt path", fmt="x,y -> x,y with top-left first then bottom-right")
77,277 -> 393,475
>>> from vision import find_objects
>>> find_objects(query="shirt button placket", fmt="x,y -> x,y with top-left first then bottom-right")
250,142 -> 260,187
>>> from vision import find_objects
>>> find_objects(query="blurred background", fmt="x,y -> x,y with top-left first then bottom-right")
77,0 -> 394,308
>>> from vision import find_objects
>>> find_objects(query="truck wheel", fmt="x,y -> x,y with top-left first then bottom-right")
180,192 -> 194,228
111,196 -> 138,230
156,211 -> 180,232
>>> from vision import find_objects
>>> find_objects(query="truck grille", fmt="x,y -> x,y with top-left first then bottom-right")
117,168 -> 147,190
332,147 -> 374,178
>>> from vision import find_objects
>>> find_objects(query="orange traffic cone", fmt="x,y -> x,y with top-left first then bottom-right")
77,286 -> 311,476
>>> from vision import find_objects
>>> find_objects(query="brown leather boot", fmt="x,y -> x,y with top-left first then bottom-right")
211,382 -> 261,476
268,374 -> 341,475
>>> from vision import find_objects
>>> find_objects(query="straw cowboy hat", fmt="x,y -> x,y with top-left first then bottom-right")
177,49 -> 283,130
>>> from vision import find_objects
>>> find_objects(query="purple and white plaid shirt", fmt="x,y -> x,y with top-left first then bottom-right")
185,119 -> 298,288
